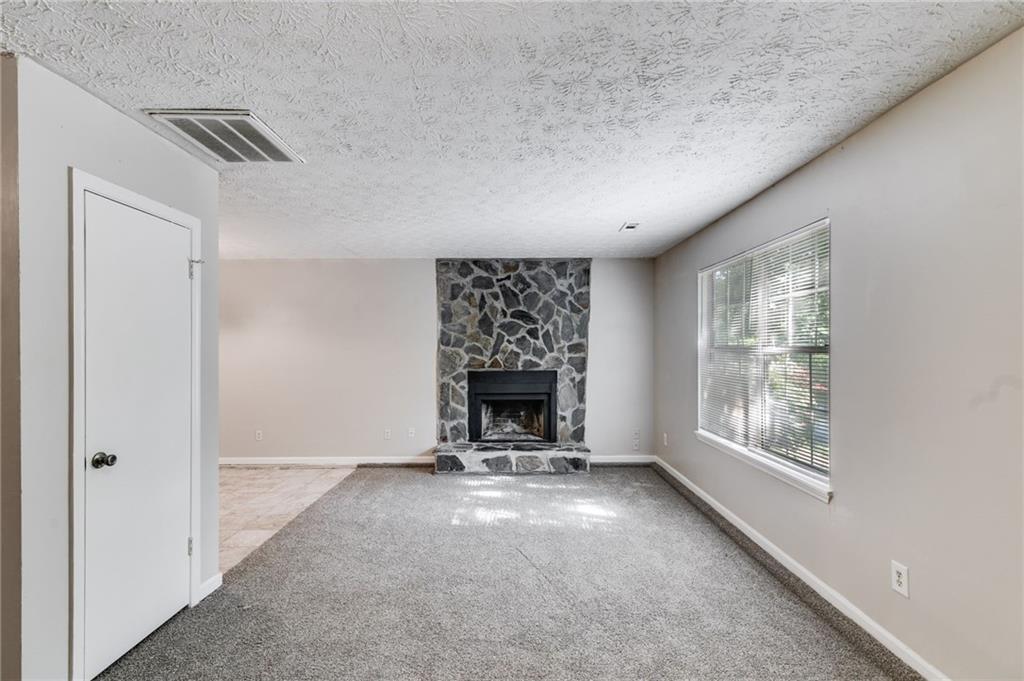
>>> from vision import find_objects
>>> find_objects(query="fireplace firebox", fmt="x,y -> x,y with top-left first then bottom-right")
467,370 -> 557,443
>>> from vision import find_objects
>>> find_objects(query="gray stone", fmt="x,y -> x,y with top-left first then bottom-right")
537,299 -> 556,324
483,455 -> 513,473
558,381 -> 578,410
499,285 -> 521,309
497,320 -> 524,336
512,273 -> 532,294
478,312 -> 494,337
473,260 -> 499,276
449,422 -> 467,442
439,348 -> 462,377
530,269 -> 556,294
568,355 -> 587,374
541,328 -> 555,354
577,312 -> 590,339
515,455 -> 545,472
510,309 -> 537,325
471,275 -> 494,290
435,455 -> 465,473
488,332 -> 507,360
566,456 -> 588,471
549,457 -> 570,473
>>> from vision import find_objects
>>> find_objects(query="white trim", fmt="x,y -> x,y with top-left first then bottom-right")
219,455 -> 433,466
193,573 -> 222,603
589,454 -> 656,464
652,455 -> 947,681
70,169 -> 204,680
695,429 -> 832,503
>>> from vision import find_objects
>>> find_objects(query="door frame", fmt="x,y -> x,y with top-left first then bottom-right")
69,168 -> 204,680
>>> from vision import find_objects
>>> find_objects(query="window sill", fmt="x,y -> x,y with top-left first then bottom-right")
693,429 -> 833,504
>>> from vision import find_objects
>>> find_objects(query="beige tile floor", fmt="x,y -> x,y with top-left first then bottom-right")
219,465 -> 355,572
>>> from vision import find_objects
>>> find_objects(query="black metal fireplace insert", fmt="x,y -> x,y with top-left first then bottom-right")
467,370 -> 557,443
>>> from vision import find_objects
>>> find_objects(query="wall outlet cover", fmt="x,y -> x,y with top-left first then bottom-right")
255,430 -> 263,442
384,428 -> 392,440
891,560 -> 909,598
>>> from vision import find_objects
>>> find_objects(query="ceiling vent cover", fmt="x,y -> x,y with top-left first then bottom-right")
144,109 -> 304,164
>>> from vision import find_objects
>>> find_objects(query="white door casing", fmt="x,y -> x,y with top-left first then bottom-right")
71,170 -> 204,681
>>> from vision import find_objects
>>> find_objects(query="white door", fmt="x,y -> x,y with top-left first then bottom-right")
82,191 -> 192,679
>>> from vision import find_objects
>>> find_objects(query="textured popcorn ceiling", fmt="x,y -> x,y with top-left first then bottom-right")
3,2 -> 1023,258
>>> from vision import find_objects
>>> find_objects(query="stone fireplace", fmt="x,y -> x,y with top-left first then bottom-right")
434,259 -> 591,474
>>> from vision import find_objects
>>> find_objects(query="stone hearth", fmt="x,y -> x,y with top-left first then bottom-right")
435,442 -> 590,474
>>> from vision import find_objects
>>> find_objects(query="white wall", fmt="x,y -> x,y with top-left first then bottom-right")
653,31 -> 1023,680
586,259 -> 655,457
220,258 -> 653,462
15,58 -> 220,680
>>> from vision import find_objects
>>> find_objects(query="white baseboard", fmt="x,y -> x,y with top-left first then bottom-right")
590,454 -> 655,464
652,456 -> 946,681
220,455 -> 434,466
191,572 -> 222,606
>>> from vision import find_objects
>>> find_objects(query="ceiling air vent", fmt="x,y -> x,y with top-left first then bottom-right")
144,109 -> 304,164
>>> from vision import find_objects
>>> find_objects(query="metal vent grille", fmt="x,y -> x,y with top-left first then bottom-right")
144,109 -> 304,164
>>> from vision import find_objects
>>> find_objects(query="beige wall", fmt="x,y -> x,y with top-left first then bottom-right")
653,30 -> 1023,680
220,259 -> 439,460
15,58 -> 220,680
220,258 -> 654,462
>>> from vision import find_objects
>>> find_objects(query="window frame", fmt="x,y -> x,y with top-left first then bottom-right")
695,218 -> 833,504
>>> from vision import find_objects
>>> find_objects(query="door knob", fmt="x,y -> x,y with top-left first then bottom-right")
91,452 -> 118,469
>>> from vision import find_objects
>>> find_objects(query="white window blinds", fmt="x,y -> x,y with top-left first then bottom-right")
698,220 -> 830,474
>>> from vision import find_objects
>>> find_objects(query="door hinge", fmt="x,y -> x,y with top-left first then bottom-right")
188,258 -> 205,280
187,537 -> 194,556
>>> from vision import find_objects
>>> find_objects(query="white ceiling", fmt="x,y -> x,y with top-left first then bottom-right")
4,2 -> 1023,259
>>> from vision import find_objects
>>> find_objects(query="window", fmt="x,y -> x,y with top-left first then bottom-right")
698,220 -> 830,482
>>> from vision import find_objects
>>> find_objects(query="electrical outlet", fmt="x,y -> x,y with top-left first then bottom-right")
384,428 -> 392,441
254,430 -> 263,442
632,429 -> 640,439
663,432 -> 669,447
408,427 -> 416,438
891,560 -> 909,598
632,440 -> 640,451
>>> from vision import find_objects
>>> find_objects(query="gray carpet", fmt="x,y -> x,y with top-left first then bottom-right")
100,467 -> 917,680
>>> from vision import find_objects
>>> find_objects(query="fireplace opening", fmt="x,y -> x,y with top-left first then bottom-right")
468,370 -> 557,443
481,399 -> 545,441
